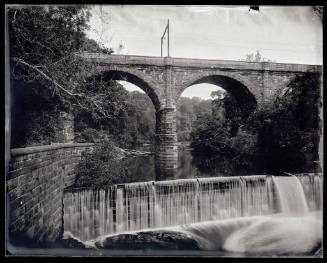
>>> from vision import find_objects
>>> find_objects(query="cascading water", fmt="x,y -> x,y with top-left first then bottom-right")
220,174 -> 323,255
297,173 -> 323,211
272,175 -> 309,215
63,173 -> 323,246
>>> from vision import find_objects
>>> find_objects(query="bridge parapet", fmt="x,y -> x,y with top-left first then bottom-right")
78,53 -> 321,72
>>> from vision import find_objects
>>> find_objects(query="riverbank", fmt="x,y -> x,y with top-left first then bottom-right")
116,147 -> 153,158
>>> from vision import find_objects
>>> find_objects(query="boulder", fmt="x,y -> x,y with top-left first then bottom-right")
94,230 -> 200,250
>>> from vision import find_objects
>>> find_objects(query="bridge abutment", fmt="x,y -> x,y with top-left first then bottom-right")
155,107 -> 178,179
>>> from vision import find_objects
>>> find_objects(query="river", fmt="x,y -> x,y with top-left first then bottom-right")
61,144 -> 323,256
117,143 -> 235,183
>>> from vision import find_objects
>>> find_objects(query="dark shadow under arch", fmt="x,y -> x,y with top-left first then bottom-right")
184,75 -> 257,116
86,70 -> 161,112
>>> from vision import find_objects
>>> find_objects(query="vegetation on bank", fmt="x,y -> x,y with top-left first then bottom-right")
8,5 -> 126,148
8,5 -> 155,149
190,72 -> 322,174
72,139 -> 156,189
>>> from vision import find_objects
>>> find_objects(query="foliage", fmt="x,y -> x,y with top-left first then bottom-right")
73,140 -> 125,189
242,50 -> 276,62
190,72 -> 322,174
74,88 -> 156,148
7,5 -> 128,147
177,97 -> 212,142
10,79 -> 63,147
120,91 -> 156,147
247,72 -> 322,172
8,5 -> 117,121
73,139 -> 156,189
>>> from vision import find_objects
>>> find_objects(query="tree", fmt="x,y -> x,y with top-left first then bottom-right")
8,5 -> 118,121
119,91 -> 156,147
190,72 -> 321,174
10,79 -> 64,147
242,50 -> 276,62
190,90 -> 250,154
8,5 -> 133,147
177,97 -> 212,142
249,72 -> 322,172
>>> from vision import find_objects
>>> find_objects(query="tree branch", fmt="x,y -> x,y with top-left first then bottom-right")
12,57 -> 84,98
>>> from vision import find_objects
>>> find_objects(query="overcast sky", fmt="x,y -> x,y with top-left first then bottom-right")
86,5 -> 322,99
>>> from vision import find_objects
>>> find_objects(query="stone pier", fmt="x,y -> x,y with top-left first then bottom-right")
155,107 -> 178,179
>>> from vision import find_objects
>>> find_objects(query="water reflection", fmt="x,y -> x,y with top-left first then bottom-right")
124,144 -> 241,183
119,154 -> 156,183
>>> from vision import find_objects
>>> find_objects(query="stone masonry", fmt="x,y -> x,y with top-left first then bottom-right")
78,53 -> 322,178
6,143 -> 93,247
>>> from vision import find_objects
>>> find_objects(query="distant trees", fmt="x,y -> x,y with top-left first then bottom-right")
116,91 -> 156,147
177,97 -> 212,142
242,50 -> 276,63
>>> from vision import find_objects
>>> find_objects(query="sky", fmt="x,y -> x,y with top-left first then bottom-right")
86,5 -> 322,99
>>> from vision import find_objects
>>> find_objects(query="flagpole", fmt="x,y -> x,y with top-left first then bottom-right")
167,19 -> 170,57
161,36 -> 163,56
160,19 -> 170,57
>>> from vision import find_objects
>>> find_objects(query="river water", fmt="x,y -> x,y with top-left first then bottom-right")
62,145 -> 323,256
116,144 -> 232,183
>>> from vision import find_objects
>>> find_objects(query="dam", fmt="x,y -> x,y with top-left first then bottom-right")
63,173 -> 322,242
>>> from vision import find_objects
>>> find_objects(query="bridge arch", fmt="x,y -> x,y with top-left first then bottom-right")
85,68 -> 161,111
178,72 -> 258,115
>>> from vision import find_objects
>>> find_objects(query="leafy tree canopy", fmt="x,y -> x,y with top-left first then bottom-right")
8,5 -> 117,121
190,72 -> 322,174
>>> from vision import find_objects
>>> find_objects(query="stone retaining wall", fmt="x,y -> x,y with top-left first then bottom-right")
6,143 -> 94,245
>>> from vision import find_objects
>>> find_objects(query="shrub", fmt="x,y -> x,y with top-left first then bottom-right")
73,139 -> 126,189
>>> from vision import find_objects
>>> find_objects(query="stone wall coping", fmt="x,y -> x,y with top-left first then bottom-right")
78,52 -> 322,73
11,143 -> 94,157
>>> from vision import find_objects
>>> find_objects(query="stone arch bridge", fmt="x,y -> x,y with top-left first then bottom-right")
78,53 -> 321,179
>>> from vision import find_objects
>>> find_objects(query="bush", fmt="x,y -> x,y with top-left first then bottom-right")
73,139 -> 127,189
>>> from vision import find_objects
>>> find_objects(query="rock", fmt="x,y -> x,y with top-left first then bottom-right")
94,230 -> 200,250
61,232 -> 90,249
61,237 -> 87,249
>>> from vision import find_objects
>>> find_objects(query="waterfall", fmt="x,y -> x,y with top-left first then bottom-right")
296,173 -> 323,211
63,174 -> 323,241
272,175 -> 309,215
63,188 -> 116,241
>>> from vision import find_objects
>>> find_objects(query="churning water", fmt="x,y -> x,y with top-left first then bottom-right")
63,173 -> 322,255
